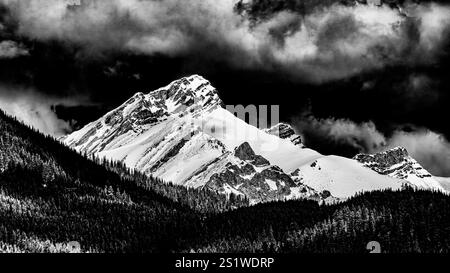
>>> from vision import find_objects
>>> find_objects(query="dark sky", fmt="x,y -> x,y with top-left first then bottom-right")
0,0 -> 449,175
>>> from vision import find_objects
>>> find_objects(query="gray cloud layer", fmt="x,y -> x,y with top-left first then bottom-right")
1,0 -> 450,81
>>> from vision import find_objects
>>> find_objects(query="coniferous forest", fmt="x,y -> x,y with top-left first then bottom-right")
0,110 -> 449,253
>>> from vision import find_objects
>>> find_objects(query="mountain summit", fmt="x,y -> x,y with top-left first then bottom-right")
264,123 -> 303,147
354,147 -> 443,190
144,74 -> 222,114
64,76 -> 445,203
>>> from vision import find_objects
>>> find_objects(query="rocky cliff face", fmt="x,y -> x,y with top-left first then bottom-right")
264,123 -> 303,147
197,142 -> 318,204
354,147 -> 409,171
234,142 -> 270,166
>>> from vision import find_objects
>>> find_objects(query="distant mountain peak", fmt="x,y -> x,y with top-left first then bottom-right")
354,147 -> 445,192
264,122 -> 303,147
354,146 -> 409,168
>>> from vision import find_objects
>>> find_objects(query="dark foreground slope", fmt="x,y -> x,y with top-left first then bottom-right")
0,110 -> 246,253
0,110 -> 449,253
193,188 -> 450,253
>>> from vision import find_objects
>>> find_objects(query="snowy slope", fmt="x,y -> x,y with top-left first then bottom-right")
201,107 -> 321,173
64,75 -> 444,202
290,156 -> 405,199
433,177 -> 450,192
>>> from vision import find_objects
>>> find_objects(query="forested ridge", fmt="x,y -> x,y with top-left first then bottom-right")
0,110 -> 449,253
193,188 -> 450,253
0,110 -> 246,253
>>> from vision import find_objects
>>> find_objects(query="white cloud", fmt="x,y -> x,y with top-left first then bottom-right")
0,86 -> 85,136
0,40 -> 29,58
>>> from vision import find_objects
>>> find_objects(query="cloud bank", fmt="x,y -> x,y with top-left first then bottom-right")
1,0 -> 449,81
0,86 -> 85,136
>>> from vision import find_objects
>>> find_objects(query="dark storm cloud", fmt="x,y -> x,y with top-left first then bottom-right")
0,0 -> 450,82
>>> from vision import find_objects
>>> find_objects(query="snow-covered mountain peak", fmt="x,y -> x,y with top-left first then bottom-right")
146,74 -> 222,115
64,75 -> 445,204
354,147 -> 445,192
354,146 -> 409,168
